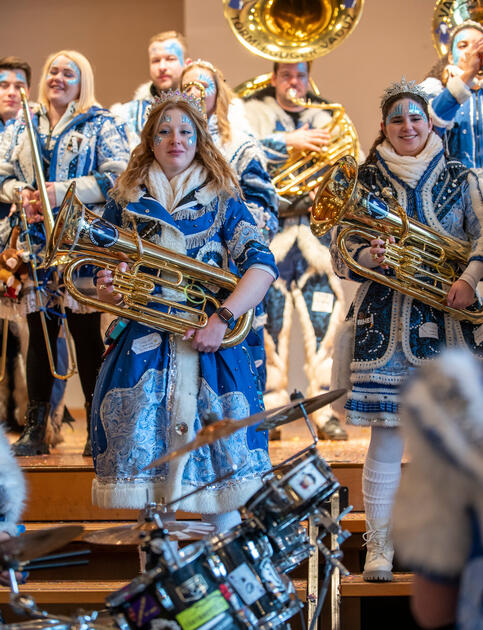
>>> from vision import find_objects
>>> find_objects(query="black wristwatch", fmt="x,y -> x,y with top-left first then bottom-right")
215,306 -> 235,327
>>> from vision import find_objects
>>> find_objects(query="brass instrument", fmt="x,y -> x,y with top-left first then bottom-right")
310,155 -> 483,324
181,80 -> 206,117
0,320 -> 8,384
271,88 -> 360,197
45,183 -> 254,349
226,0 -> 363,198
14,189 -> 77,380
223,0 -> 364,62
18,89 -> 77,379
433,0 -> 483,58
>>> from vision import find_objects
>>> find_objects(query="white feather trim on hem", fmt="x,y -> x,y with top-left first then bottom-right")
92,476 -> 263,513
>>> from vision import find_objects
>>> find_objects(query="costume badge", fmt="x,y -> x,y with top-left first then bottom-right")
66,131 -> 86,154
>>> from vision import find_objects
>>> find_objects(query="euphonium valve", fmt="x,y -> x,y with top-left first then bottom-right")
46,183 -> 254,348
310,155 -> 483,324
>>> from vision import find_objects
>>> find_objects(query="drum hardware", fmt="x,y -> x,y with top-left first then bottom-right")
0,526 -> 84,568
310,155 -> 483,323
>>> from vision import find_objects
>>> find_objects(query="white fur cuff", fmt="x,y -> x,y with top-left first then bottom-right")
447,76 -> 471,105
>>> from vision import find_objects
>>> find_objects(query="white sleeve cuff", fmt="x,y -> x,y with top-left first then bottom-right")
459,260 -> 483,291
447,76 -> 472,104
54,176 -> 104,207
249,263 -> 277,279
0,179 -> 30,203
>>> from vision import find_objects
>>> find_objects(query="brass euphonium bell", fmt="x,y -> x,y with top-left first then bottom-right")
310,155 -> 483,324
433,0 -> 483,58
45,183 -> 254,348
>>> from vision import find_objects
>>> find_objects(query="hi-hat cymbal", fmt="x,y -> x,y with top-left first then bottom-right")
256,389 -> 347,431
143,402 -> 291,470
0,525 -> 84,567
83,520 -> 215,545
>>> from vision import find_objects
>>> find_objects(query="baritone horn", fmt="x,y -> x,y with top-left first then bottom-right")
310,156 -> 483,324
45,183 -> 254,348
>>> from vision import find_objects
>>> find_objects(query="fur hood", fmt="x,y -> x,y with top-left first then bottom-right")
0,426 -> 26,535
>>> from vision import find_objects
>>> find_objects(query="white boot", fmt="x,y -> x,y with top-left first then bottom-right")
362,521 -> 394,582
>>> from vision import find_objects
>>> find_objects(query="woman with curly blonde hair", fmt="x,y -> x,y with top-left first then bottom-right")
91,94 -> 278,534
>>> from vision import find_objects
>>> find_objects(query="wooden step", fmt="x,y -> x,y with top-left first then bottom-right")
340,573 -> 413,597
0,579 -> 308,605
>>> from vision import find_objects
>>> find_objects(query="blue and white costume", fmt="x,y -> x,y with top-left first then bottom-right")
243,91 -> 348,419
421,71 -> 483,169
393,349 -> 483,630
0,101 -> 130,314
111,81 -> 155,151
91,162 -> 278,512
331,134 -> 483,427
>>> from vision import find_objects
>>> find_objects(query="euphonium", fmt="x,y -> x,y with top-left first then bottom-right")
270,88 -> 360,197
310,155 -> 483,324
45,183 -> 254,348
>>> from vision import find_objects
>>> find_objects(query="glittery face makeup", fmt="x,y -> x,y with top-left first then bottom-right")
149,39 -> 185,91
153,108 -> 197,178
197,71 -> 216,97
384,98 -> 432,157
451,28 -> 483,67
164,40 -> 184,66
182,114 -> 197,146
46,55 -> 81,107
0,69 -> 28,122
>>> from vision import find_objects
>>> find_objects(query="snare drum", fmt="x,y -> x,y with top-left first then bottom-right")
204,519 -> 302,630
107,542 -> 240,630
245,447 -> 339,564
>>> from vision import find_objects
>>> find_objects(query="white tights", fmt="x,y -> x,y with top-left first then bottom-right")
363,426 -> 404,527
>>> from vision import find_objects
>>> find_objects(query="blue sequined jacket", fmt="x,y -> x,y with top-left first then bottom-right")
0,101 -> 129,213
331,150 -> 483,367
422,75 -> 483,168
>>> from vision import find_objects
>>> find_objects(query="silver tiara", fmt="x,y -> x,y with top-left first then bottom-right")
147,89 -> 204,117
380,78 -> 429,110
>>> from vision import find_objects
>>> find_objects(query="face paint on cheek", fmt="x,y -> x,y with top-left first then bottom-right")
197,72 -> 216,97
182,114 -> 197,146
154,133 -> 165,146
408,101 -> 427,121
65,61 -> 80,86
164,41 -> 184,66
385,102 -> 404,124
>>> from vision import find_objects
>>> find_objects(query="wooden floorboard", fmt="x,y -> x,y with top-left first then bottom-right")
341,573 -> 413,597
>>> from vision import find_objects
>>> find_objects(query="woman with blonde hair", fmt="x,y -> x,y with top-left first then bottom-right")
91,93 -> 278,533
0,49 -> 130,456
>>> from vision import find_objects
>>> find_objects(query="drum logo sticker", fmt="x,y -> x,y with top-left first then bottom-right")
259,558 -> 284,592
175,574 -> 209,603
127,593 -> 162,627
288,462 -> 327,500
227,563 -> 266,605
176,589 -> 229,630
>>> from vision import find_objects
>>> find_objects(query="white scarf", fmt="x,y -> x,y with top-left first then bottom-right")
147,160 -> 208,213
376,132 -> 444,188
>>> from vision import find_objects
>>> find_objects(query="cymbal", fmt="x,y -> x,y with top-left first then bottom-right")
256,389 -> 347,431
83,520 -> 215,545
143,402 -> 291,470
0,525 -> 84,566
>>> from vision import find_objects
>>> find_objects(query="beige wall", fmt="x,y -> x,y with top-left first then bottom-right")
1,0 -> 184,108
185,0 -> 437,154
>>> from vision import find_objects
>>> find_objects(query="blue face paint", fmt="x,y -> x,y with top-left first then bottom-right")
161,113 -> 172,123
154,113 -> 171,145
0,72 -> 9,83
15,71 -> 26,84
65,60 -> 80,86
164,40 -> 184,66
181,114 -> 197,146
408,101 -> 427,121
197,71 -> 216,96
385,102 -> 404,124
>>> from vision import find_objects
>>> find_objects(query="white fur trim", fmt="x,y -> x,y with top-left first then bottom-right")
447,75 -> 472,105
429,102 -> 454,130
0,425 -> 26,535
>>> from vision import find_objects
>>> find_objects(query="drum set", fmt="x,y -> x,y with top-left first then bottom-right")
1,390 -> 351,630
